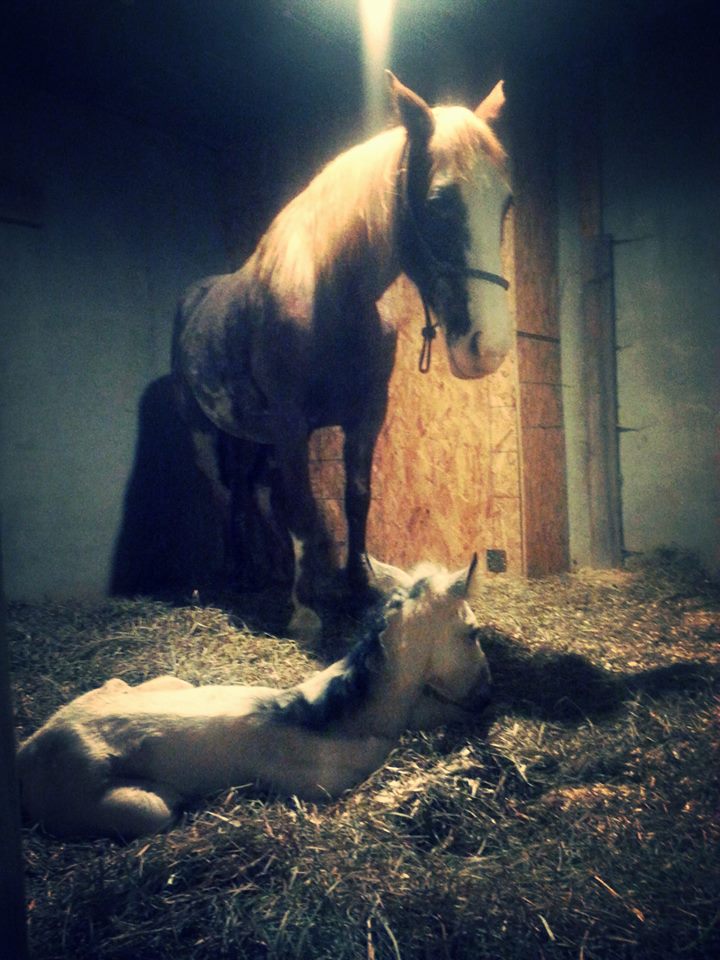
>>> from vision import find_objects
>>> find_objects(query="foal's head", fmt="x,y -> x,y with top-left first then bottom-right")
391,73 -> 512,378
381,555 -> 492,723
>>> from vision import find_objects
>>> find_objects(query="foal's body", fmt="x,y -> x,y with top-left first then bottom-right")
18,560 -> 490,839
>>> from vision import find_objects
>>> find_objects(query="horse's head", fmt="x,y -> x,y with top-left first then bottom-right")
390,73 -> 512,378
380,554 -> 492,727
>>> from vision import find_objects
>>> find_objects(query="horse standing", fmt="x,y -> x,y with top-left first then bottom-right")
17,557 -> 490,839
172,74 -> 511,637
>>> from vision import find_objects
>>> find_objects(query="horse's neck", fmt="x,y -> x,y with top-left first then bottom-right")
365,658 -> 430,737
253,130 -> 406,304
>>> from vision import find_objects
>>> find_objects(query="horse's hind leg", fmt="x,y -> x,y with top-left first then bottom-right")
230,441 -> 293,588
91,779 -> 182,840
176,380 -> 233,548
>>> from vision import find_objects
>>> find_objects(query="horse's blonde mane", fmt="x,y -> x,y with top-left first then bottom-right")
251,105 -> 506,295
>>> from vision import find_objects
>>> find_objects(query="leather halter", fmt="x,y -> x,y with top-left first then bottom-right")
397,141 -> 510,373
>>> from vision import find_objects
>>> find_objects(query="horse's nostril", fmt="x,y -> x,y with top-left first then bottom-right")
469,331 -> 481,357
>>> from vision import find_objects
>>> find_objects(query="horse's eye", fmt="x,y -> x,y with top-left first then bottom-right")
464,628 -> 480,646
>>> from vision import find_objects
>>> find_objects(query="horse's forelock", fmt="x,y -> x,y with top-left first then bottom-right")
428,106 -> 507,188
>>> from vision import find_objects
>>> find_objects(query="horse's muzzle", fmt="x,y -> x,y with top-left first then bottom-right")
448,336 -> 508,379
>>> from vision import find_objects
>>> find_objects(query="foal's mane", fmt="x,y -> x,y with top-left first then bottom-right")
267,564 -> 454,732
266,618 -> 385,732
251,106 -> 506,293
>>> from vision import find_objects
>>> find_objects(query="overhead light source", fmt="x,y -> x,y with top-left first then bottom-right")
360,0 -> 395,134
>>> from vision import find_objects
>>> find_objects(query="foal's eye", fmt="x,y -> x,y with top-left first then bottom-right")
464,628 -> 481,646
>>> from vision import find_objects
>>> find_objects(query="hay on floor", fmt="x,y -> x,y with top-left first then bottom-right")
9,550 -> 720,960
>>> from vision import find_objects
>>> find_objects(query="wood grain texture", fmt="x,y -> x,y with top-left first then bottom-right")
306,275 -> 524,576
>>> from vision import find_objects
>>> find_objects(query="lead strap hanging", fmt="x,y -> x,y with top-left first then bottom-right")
418,298 -> 438,373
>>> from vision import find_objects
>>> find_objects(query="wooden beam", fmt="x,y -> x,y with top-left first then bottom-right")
506,66 -> 570,576
579,234 -> 624,566
574,74 -> 624,567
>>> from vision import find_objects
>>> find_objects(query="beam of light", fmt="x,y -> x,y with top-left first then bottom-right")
360,0 -> 396,135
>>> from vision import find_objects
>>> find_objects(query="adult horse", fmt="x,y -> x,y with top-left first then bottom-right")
17,557 -> 491,839
172,74 -> 511,636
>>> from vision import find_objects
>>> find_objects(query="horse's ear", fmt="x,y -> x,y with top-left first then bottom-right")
449,552 -> 480,598
475,80 -> 505,124
386,70 -> 435,141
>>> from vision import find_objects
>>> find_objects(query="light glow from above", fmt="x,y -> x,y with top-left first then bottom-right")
360,0 -> 396,134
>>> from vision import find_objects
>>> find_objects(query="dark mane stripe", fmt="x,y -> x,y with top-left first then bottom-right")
266,618 -> 385,731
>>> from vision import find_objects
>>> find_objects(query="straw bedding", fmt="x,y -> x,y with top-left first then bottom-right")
10,550 -> 719,959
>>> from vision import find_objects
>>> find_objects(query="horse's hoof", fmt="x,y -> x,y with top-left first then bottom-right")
342,581 -> 385,617
287,604 -> 323,644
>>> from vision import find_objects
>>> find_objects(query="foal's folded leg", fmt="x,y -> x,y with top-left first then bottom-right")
92,779 -> 183,840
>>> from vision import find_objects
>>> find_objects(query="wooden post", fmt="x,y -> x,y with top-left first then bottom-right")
580,235 -> 623,565
0,534 -> 29,960
506,65 -> 570,576
575,74 -> 624,567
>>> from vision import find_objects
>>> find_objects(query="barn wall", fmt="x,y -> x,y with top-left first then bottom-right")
309,273 -> 524,578
558,21 -> 719,575
603,40 -> 719,575
0,88 -> 229,599
369,279 -> 523,574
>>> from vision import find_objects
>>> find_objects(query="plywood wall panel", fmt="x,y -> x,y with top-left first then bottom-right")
366,277 -> 523,574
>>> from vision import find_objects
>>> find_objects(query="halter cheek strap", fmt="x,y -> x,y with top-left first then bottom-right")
398,141 -> 511,373
417,268 -> 510,374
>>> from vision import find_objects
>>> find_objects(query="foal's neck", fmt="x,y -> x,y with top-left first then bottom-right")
338,642 -> 428,741
286,631 -> 424,743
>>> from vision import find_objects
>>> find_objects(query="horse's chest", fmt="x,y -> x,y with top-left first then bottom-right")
307,363 -> 364,424
306,326 -> 396,426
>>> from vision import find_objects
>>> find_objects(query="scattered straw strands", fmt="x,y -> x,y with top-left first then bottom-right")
10,549 -> 720,960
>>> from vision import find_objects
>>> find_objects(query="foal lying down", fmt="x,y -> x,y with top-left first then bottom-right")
17,558 -> 491,840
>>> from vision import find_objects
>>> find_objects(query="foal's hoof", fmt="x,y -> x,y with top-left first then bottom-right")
287,604 -> 323,644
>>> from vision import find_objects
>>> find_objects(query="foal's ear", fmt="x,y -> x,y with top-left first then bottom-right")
386,70 -> 435,141
475,80 -> 505,124
449,552 -> 480,599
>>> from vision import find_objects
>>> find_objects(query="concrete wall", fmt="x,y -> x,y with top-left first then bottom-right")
559,35 -> 719,575
0,88 -> 229,599
603,57 -> 719,574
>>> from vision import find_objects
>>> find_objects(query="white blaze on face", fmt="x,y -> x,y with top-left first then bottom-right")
449,157 -> 512,379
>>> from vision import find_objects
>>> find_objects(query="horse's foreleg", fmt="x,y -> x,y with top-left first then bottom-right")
343,419 -> 384,608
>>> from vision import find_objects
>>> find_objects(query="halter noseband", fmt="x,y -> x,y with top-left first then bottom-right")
398,142 -> 510,373
418,267 -> 510,374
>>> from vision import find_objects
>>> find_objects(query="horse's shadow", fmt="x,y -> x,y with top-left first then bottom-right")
111,376 -> 224,597
478,627 -> 718,726
111,375 -> 293,603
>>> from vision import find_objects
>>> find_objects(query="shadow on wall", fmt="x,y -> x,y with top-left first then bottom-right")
110,376 -> 223,597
